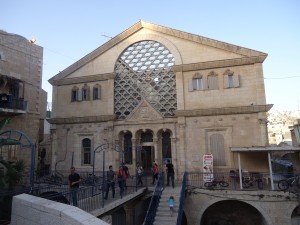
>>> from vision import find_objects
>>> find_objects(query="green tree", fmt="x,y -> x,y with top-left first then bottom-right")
0,159 -> 25,190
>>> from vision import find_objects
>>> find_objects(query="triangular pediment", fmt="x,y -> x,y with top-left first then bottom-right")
49,20 -> 267,85
126,100 -> 163,121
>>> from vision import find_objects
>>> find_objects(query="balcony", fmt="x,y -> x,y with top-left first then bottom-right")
0,94 -> 27,114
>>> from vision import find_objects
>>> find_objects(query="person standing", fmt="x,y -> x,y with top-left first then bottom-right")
117,166 -> 126,196
68,167 -> 81,206
122,163 -> 130,190
166,159 -> 175,188
105,165 -> 116,200
168,196 -> 175,216
136,162 -> 143,186
152,163 -> 159,185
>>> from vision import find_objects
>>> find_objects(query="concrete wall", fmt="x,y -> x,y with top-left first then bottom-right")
184,189 -> 299,225
11,194 -> 109,225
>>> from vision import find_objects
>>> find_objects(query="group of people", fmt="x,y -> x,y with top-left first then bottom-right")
68,159 -> 176,206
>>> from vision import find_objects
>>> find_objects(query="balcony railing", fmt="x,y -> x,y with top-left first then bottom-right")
0,95 -> 27,111
186,171 -> 298,191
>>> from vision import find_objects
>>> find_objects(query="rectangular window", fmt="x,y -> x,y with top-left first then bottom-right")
228,75 -> 234,88
224,74 -> 240,88
71,90 -> 77,102
82,89 -> 88,100
208,75 -> 219,90
83,149 -> 91,164
93,87 -> 101,100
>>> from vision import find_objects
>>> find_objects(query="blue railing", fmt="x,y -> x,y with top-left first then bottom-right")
176,172 -> 187,225
142,172 -> 165,225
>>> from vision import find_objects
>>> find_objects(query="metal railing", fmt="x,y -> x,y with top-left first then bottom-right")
0,172 -> 154,225
142,172 -> 165,225
0,97 -> 27,111
176,172 -> 187,225
186,171 -> 298,191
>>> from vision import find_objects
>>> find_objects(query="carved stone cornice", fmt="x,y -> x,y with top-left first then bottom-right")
47,115 -> 116,124
51,73 -> 115,86
176,104 -> 273,117
173,56 -> 266,72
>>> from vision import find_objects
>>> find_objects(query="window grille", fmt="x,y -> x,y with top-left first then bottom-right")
114,40 -> 176,119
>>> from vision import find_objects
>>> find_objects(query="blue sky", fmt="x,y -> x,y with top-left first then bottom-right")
1,0 -> 300,112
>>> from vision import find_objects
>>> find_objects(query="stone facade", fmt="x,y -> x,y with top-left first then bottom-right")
0,30 -> 45,183
184,189 -> 299,225
48,20 -> 272,177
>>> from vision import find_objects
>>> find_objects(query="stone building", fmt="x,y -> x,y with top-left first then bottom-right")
48,20 -> 272,177
0,30 -> 46,183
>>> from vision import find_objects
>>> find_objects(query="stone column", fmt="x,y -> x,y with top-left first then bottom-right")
259,116 -> 269,146
50,129 -> 57,173
171,137 -> 178,180
132,138 -> 136,169
178,117 -> 186,175
153,138 -> 158,166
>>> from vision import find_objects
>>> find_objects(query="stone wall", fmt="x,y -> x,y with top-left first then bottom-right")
184,189 -> 299,225
11,194 -> 109,225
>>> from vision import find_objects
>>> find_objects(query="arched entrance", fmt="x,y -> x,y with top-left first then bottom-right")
162,131 -> 172,164
292,205 -> 300,224
200,200 -> 267,225
139,130 -> 153,171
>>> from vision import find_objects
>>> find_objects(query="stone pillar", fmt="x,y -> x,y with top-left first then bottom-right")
105,124 -> 114,166
132,138 -> 136,169
114,139 -> 121,167
50,129 -> 57,173
153,138 -> 159,166
259,117 -> 269,146
171,137 -> 178,180
178,117 -> 186,175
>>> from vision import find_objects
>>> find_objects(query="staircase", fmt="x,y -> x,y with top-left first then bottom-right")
153,185 -> 182,225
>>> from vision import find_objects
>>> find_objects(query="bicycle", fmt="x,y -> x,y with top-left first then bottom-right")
82,173 -> 98,186
242,174 -> 263,190
43,171 -> 63,185
278,174 -> 300,191
204,177 -> 229,189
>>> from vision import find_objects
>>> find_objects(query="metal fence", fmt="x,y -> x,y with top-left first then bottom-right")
142,172 -> 165,225
186,171 -> 299,191
176,172 -> 187,225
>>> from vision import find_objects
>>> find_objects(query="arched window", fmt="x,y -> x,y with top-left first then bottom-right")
189,73 -> 207,91
114,40 -> 176,119
71,86 -> 79,102
124,133 -> 132,164
162,132 -> 171,159
223,69 -> 240,88
82,84 -> 90,101
207,71 -> 219,90
141,131 -> 153,142
210,134 -> 225,166
93,84 -> 101,100
82,138 -> 91,165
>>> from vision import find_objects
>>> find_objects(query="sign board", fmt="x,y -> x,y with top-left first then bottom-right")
203,154 -> 213,182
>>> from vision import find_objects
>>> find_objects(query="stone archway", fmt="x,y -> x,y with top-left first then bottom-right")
292,205 -> 300,224
200,200 -> 267,225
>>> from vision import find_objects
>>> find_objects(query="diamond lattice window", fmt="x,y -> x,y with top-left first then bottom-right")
114,40 -> 176,119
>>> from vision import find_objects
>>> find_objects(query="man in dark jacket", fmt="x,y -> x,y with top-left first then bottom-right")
166,160 -> 175,188
68,167 -> 81,206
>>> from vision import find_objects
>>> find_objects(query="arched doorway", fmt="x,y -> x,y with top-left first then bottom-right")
200,200 -> 267,225
139,130 -> 153,172
292,205 -> 300,224
162,131 -> 172,164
